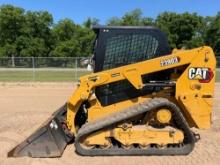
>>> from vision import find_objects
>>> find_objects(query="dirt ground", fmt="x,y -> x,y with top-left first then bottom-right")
0,82 -> 220,165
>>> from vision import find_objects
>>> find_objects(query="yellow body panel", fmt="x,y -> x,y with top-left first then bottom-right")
81,130 -> 111,147
113,126 -> 184,146
67,46 -> 216,136
83,126 -> 184,147
175,47 -> 216,128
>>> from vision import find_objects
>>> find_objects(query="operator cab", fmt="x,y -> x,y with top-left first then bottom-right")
92,26 -> 171,106
92,25 -> 170,72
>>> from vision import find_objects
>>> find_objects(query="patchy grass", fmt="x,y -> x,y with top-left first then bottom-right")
0,69 -> 90,82
216,70 -> 220,82
0,69 -> 219,82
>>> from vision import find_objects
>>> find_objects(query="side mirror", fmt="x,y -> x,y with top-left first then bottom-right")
80,58 -> 90,67
87,64 -> 93,71
80,58 -> 93,71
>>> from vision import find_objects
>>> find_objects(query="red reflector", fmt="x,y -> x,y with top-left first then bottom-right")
199,68 -> 214,83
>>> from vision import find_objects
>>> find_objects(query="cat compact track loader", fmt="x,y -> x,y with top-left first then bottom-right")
8,26 -> 216,157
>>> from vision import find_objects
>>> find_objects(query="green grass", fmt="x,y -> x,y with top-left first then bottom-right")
216,70 -> 220,82
0,69 -> 90,82
0,69 -> 219,82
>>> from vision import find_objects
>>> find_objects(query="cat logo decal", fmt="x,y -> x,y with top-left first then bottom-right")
188,67 -> 214,83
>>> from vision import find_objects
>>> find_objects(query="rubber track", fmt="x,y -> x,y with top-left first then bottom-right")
75,98 -> 195,156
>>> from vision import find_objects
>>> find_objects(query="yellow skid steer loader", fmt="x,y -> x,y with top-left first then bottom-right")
8,26 -> 216,157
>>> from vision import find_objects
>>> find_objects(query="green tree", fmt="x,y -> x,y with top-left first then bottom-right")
107,17 -> 122,26
75,26 -> 96,56
0,5 -> 54,57
107,9 -> 155,26
51,19 -> 79,57
205,13 -> 220,56
19,11 -> 54,57
141,17 -> 155,26
121,9 -> 142,25
156,12 -> 205,49
0,5 -> 219,58
83,17 -> 99,28
0,5 -> 25,57
52,19 -> 76,41
16,36 -> 47,57
51,19 -> 95,57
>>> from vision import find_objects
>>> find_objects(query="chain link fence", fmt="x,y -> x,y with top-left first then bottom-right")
0,57 -> 91,82
217,56 -> 220,68
0,56 -> 219,82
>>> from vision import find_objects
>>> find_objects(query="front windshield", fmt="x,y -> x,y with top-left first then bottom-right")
103,34 -> 159,70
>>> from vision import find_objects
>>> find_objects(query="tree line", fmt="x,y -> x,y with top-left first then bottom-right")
0,5 -> 219,58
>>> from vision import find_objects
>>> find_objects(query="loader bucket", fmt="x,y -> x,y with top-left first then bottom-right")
8,104 -> 72,158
